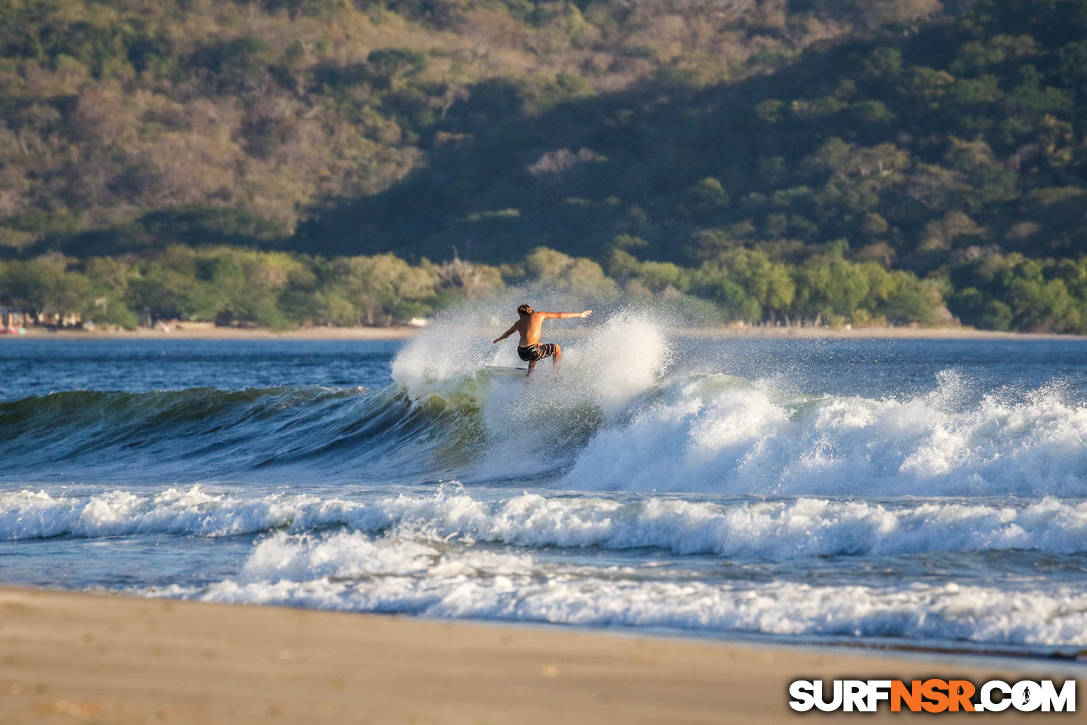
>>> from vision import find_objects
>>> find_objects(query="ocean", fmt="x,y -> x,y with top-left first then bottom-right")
3,313 -> 1086,660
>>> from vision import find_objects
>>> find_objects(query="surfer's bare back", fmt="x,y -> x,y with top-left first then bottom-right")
492,304 -> 592,373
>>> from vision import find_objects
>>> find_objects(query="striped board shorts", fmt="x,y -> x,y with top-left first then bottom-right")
516,343 -> 556,362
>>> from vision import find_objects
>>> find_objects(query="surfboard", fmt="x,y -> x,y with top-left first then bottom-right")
484,365 -> 529,375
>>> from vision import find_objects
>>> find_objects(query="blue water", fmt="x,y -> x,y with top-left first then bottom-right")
2,326 -> 1086,660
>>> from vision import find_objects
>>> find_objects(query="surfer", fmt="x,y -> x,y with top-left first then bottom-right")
492,304 -> 593,374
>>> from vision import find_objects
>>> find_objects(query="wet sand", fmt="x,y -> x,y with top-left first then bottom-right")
0,586 -> 1076,724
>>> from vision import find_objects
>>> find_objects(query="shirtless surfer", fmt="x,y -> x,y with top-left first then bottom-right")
492,304 -> 593,374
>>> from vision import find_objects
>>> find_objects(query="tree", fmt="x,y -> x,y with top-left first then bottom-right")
331,254 -> 439,325
524,247 -> 618,298
367,48 -> 426,91
0,255 -> 80,316
792,254 -> 871,322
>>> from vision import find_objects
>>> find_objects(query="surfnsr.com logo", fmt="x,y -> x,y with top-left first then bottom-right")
789,679 -> 1076,713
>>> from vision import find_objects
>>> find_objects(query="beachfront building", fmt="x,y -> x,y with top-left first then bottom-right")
1,302 -> 82,331
1,304 -> 31,331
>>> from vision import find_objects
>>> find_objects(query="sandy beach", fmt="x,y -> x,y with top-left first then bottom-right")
7,323 -> 421,341
0,586 -> 1078,724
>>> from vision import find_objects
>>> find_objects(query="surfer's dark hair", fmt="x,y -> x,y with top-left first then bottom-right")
518,304 -> 533,315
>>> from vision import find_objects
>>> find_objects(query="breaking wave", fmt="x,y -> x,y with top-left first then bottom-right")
144,528 -> 1087,647
4,331 -> 1085,497
6,486 -> 1087,558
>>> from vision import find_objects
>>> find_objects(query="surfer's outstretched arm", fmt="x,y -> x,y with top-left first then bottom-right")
492,323 -> 518,344
542,310 -> 592,319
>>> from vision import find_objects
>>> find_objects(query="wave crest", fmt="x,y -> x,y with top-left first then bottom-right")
148,529 -> 1087,647
7,487 -> 1087,558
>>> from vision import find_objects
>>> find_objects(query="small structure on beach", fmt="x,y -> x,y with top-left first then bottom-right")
1,301 -> 82,331
1,304 -> 31,331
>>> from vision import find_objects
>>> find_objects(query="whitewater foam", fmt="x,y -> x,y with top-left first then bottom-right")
561,371 -> 1087,496
389,306 -> 674,479
7,486 -> 1087,559
144,529 -> 1087,647
391,319 -> 1087,496
0,486 -> 357,539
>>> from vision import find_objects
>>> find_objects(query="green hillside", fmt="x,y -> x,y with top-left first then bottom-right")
2,0 -> 1087,331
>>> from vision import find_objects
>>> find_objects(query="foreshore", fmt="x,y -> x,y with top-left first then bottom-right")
5,323 -> 1086,341
6,324 -> 421,340
0,586 -> 1077,724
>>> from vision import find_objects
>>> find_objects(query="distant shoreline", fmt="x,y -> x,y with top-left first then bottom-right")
683,325 -> 1087,341
5,323 -> 1085,341
6,324 -> 420,340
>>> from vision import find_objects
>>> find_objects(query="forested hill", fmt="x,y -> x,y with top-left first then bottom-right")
3,0 -> 1087,332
